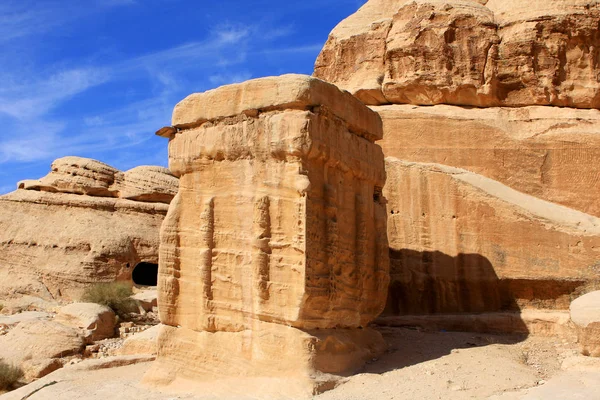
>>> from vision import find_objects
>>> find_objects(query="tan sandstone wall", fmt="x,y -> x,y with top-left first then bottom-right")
375,105 -> 600,217
385,158 -> 600,315
314,0 -> 600,319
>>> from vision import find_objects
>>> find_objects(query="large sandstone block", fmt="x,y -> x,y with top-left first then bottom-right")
314,0 -> 600,108
55,303 -> 116,343
571,291 -> 600,357
385,158 -> 600,315
147,75 -> 389,395
0,158 -> 178,300
375,104 -> 600,217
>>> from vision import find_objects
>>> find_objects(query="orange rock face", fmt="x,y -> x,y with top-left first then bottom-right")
146,75 -> 389,395
315,0 -> 600,108
375,105 -> 600,217
385,159 -> 600,315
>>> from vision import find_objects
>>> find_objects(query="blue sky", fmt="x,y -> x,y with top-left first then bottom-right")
0,0 -> 366,194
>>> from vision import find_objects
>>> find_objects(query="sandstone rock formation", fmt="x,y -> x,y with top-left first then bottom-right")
385,158 -> 600,315
571,291 -> 600,357
314,0 -> 600,324
315,0 -> 600,108
0,320 -> 85,380
55,303 -> 116,343
375,105 -> 600,217
146,74 -> 389,396
0,157 -> 178,300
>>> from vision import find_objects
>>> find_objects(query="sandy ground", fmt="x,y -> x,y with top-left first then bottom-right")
2,326 -> 600,400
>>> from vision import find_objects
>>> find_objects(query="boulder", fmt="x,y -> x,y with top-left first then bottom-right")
314,0 -> 600,108
131,289 -> 158,312
385,158 -> 600,314
55,303 -> 116,342
118,324 -> 160,356
0,320 -> 85,380
571,291 -> 600,357
0,312 -> 53,329
0,157 -> 178,300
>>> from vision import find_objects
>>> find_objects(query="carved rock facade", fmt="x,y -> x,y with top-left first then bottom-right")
146,75 -> 389,395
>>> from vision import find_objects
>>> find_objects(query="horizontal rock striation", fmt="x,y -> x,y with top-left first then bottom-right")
375,104 -> 600,217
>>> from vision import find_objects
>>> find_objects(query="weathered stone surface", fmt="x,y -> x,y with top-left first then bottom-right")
314,0 -> 600,108
170,74 -> 383,142
570,291 -> 600,357
118,324 -> 160,356
146,75 -> 389,395
0,312 -> 53,328
0,320 -> 85,380
55,303 -> 116,342
375,105 -> 600,217
119,166 -> 178,203
384,158 -> 600,315
0,158 -> 178,300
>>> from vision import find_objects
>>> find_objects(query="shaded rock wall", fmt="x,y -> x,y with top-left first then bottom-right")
385,159 -> 600,315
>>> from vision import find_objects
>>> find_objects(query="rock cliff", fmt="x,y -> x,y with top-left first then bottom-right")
315,0 -> 600,319
315,0 -> 600,108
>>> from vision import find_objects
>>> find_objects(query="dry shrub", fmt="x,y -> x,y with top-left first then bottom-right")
0,361 -> 23,391
81,282 -> 137,316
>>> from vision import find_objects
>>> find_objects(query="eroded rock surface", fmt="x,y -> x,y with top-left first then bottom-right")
375,105 -> 600,217
0,320 -> 85,380
315,0 -> 600,108
0,157 -> 178,300
145,74 -> 389,396
384,158 -> 600,315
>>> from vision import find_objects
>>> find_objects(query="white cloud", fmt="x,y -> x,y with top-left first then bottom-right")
0,68 -> 110,120
0,8 -> 320,168
0,0 -> 137,43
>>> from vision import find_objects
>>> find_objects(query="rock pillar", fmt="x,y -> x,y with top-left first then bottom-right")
146,74 -> 389,396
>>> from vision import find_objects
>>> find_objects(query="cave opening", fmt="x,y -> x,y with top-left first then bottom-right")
132,262 -> 158,286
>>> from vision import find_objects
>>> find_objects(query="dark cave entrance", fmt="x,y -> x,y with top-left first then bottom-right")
132,262 -> 158,286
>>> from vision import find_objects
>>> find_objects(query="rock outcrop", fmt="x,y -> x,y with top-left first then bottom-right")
0,157 -> 178,300
55,303 -> 116,343
145,74 -> 389,396
385,158 -> 600,315
0,320 -> 85,380
571,291 -> 600,357
315,0 -> 600,108
314,0 -> 600,323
